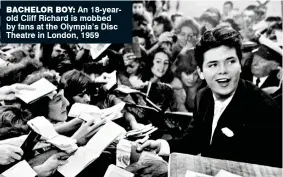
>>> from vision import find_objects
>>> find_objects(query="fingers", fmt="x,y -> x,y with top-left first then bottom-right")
89,118 -> 106,131
3,94 -> 17,101
84,118 -> 95,126
137,140 -> 153,152
125,162 -> 147,173
9,152 -> 22,161
57,160 -> 68,166
9,146 -> 24,156
13,84 -> 35,91
52,152 -> 68,160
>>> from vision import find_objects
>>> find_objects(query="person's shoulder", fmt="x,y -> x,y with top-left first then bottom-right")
170,77 -> 183,89
195,85 -> 211,104
241,79 -> 279,107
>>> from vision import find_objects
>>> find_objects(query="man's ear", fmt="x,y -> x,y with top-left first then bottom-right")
271,61 -> 280,70
197,66 -> 204,80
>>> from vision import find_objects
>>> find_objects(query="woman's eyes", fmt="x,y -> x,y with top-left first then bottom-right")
53,95 -> 62,102
228,59 -> 236,64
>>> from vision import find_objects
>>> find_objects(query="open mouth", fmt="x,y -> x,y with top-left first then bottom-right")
157,69 -> 164,74
216,78 -> 231,87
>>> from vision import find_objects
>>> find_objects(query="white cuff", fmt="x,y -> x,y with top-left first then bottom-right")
157,139 -> 170,156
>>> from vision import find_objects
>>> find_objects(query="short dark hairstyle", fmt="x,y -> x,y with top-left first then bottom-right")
174,48 -> 198,78
223,18 -> 241,31
153,14 -> 173,32
0,59 -> 43,87
0,105 -> 32,140
224,1 -> 233,7
60,69 -> 92,104
195,26 -> 243,71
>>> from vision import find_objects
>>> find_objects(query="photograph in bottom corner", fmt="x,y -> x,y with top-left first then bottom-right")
0,0 -> 282,177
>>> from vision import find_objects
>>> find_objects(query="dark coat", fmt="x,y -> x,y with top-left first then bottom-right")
168,79 -> 282,167
242,69 -> 280,89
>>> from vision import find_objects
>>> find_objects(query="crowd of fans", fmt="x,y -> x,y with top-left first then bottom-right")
0,0 -> 282,176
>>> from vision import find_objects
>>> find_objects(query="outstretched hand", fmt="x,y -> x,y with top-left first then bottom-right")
0,83 -> 35,101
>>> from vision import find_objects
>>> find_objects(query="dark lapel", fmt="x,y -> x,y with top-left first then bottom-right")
260,71 -> 280,88
200,89 -> 215,146
210,80 -> 246,144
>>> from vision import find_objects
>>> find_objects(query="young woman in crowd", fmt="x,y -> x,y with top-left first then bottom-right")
152,14 -> 173,39
172,17 -> 201,60
60,69 -> 92,106
141,47 -> 173,84
171,49 -> 204,112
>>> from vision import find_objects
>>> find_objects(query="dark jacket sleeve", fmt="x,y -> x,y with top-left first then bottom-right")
166,92 -> 203,155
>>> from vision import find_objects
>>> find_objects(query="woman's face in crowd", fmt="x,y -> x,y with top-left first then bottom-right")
127,61 -> 140,75
72,91 -> 91,104
151,52 -> 169,78
181,70 -> 199,87
48,90 -> 70,122
153,21 -> 165,38
177,26 -> 195,48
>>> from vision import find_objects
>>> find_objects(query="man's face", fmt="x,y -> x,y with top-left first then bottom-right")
223,4 -> 232,15
243,10 -> 256,27
251,55 -> 276,77
200,45 -> 241,99
133,3 -> 144,15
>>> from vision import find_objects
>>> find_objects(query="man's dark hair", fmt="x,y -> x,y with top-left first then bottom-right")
224,1 -> 233,8
153,15 -> 173,32
194,26 -> 242,71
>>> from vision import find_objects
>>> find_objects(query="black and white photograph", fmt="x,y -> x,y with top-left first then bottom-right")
0,0 -> 282,177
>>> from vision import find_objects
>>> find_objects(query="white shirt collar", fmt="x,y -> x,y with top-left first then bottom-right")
210,92 -> 235,144
253,76 -> 268,88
